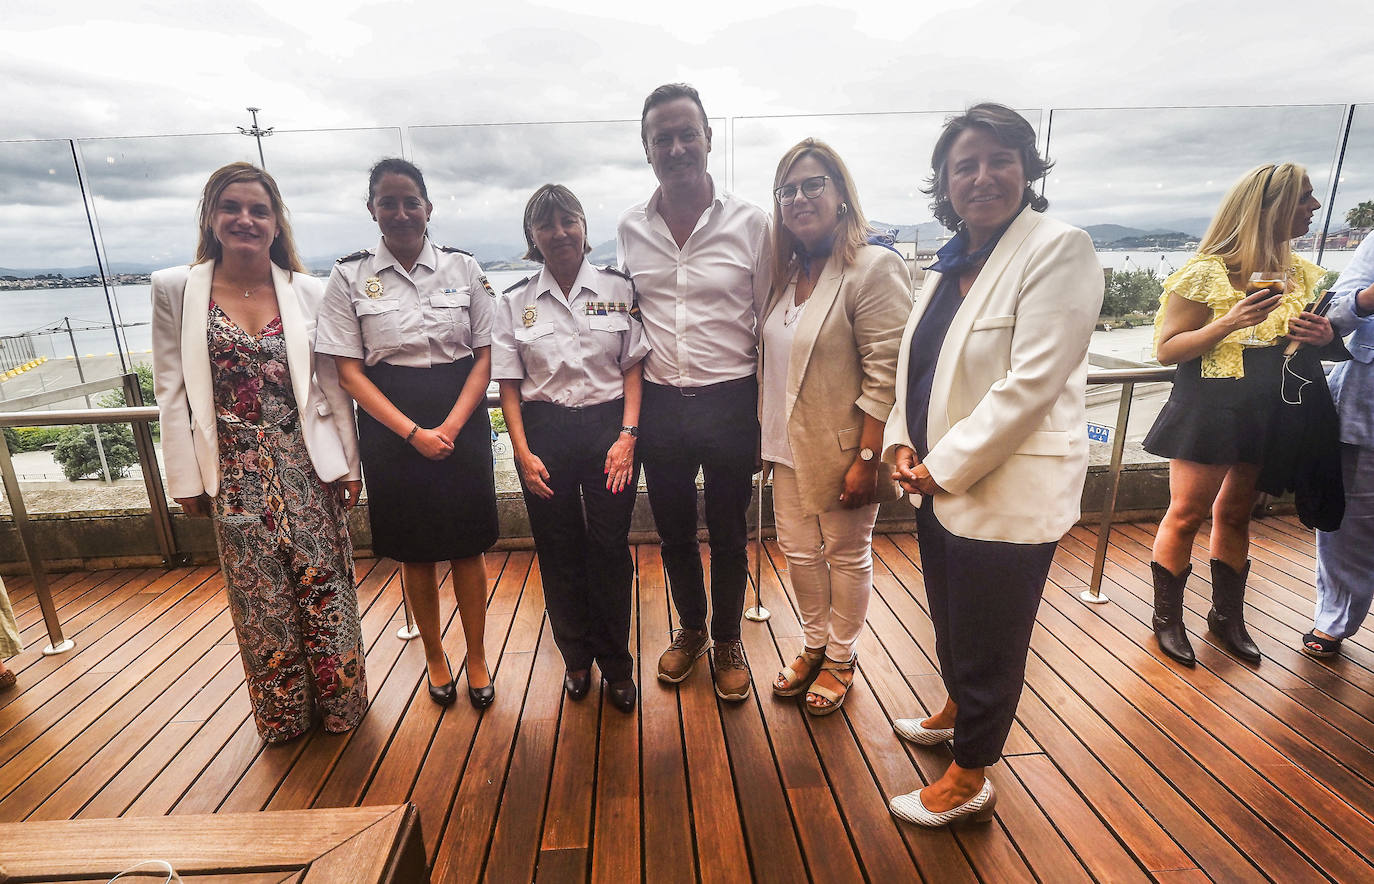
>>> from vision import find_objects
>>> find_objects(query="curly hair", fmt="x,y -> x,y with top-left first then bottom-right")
924,102 -> 1052,231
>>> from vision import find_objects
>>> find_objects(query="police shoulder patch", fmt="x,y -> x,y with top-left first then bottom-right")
336,249 -> 372,264
502,275 -> 532,295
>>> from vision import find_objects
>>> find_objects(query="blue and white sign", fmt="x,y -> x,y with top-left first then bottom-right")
1087,423 -> 1111,444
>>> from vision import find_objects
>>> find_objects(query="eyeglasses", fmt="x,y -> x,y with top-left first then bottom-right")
774,175 -> 831,206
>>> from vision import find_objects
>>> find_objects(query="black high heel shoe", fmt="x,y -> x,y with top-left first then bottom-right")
468,666 -> 495,710
427,654 -> 457,707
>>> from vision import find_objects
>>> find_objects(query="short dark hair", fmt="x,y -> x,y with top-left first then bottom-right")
924,102 -> 1052,231
522,184 -> 592,263
368,157 -> 428,204
640,83 -> 709,143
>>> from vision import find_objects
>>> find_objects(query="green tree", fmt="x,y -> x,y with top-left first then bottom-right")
97,363 -> 158,438
1101,268 -> 1163,318
52,424 -> 140,481
1347,201 -> 1374,229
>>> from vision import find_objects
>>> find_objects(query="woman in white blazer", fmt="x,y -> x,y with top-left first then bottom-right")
760,139 -> 911,715
883,105 -> 1103,827
151,162 -> 367,743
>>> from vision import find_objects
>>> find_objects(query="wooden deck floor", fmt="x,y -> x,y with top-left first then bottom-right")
2,515 -> 1372,882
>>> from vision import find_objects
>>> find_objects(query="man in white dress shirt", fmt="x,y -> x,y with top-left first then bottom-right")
616,83 -> 771,701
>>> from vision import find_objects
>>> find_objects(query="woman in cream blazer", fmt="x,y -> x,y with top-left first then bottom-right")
760,139 -> 911,716
151,162 -> 366,743
884,105 -> 1103,828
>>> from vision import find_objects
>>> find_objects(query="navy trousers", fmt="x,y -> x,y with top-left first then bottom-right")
915,503 -> 1057,768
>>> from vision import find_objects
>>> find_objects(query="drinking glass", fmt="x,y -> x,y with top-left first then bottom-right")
1240,270 -> 1287,346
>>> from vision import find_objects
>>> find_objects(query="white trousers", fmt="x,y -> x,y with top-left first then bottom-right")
770,463 -> 879,661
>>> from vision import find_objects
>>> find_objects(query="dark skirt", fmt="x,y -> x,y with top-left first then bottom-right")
358,357 -> 498,562
1142,346 -> 1283,465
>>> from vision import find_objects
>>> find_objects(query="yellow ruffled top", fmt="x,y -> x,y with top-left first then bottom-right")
1152,252 -> 1325,378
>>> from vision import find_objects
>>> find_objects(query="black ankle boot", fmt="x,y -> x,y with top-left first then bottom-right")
1151,561 -> 1196,666
1208,558 -> 1261,664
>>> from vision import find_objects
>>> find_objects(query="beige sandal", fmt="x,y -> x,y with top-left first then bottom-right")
805,655 -> 856,716
773,647 -> 825,697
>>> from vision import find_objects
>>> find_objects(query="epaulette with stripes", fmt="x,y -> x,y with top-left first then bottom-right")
336,249 -> 371,264
436,245 -> 473,256
502,276 -> 532,295
598,264 -> 633,281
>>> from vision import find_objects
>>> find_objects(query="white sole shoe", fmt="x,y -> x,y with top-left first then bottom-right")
892,718 -> 954,745
890,778 -> 996,827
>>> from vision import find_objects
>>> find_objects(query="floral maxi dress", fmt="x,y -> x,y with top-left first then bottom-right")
209,304 -> 367,742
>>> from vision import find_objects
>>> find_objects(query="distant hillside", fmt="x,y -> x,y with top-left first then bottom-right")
1084,224 -> 1196,249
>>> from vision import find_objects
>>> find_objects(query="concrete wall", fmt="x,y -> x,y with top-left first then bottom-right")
1,462 -> 1296,573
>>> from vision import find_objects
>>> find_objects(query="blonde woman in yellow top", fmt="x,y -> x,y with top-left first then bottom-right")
1143,163 -> 1332,666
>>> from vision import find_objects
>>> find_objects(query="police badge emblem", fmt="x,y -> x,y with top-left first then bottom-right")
478,275 -> 496,297
522,306 -> 537,327
364,277 -> 384,299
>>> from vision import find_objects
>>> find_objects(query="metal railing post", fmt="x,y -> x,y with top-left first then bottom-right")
1083,380 -> 1137,605
745,470 -> 770,622
0,429 -> 73,654
396,565 -> 419,641
122,372 -> 182,566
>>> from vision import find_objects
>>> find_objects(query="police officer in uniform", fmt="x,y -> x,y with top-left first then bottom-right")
316,158 -> 498,710
494,184 -> 649,712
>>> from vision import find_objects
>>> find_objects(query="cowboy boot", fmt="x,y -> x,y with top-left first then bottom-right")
1151,561 -> 1195,666
1208,558 -> 1261,664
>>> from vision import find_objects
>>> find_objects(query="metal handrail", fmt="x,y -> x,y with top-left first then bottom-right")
1081,365 -> 1176,605
0,405 -> 160,428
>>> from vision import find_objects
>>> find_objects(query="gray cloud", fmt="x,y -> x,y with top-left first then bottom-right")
3,0 -> 1373,273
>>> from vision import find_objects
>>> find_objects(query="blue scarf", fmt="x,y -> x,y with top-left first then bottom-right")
797,229 -> 903,276
926,216 -> 1017,275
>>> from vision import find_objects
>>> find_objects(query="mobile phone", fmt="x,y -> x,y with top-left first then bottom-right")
1307,290 -> 1336,317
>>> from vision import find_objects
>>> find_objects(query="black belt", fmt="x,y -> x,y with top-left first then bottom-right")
646,375 -> 755,398
522,398 -> 623,416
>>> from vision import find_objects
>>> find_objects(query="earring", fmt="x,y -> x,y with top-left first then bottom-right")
838,203 -> 849,216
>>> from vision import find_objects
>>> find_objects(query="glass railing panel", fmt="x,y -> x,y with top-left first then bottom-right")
0,138 -> 126,394
0,139 -> 147,513
1321,103 -> 1373,276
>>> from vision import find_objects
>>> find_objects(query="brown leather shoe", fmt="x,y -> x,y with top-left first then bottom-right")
657,628 -> 710,683
711,639 -> 751,702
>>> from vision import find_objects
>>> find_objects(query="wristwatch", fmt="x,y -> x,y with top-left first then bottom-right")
859,447 -> 875,461
620,425 -> 639,438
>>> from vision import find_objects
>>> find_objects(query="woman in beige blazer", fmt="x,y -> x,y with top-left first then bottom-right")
151,163 -> 366,743
883,105 -> 1103,827
761,139 -> 911,715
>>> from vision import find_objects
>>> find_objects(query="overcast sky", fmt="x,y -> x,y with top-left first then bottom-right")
3,0 -> 1373,272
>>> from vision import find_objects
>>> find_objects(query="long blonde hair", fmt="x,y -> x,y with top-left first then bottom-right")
194,162 -> 305,273
1197,162 -> 1307,277
770,139 -> 871,283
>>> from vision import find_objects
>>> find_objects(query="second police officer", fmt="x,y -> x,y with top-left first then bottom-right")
316,158 -> 499,711
493,184 -> 648,712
